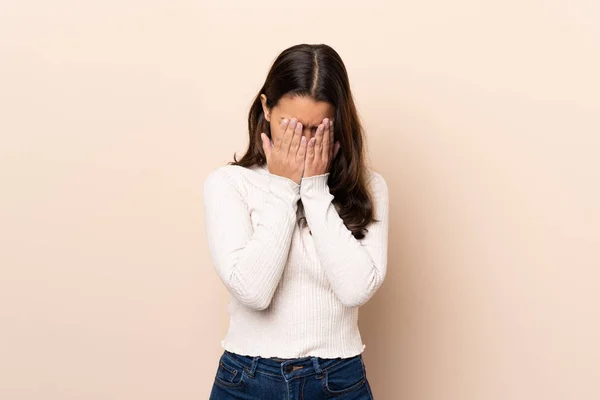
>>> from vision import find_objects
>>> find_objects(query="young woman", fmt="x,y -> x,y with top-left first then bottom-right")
204,43 -> 389,399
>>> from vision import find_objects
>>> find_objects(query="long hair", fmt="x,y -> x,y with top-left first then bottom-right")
231,44 -> 375,239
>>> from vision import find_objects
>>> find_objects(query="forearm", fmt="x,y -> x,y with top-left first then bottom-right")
204,169 -> 300,310
300,173 -> 388,308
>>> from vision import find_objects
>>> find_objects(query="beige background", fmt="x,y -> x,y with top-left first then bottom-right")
1,1 -> 599,399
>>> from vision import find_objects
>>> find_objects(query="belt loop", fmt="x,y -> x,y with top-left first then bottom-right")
311,357 -> 323,376
247,356 -> 260,377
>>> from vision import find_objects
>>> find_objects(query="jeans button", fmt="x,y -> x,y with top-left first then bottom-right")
284,365 -> 293,373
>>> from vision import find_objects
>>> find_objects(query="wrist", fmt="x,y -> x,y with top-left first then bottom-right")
300,173 -> 330,195
267,171 -> 301,201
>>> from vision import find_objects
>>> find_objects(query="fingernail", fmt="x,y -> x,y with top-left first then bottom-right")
282,118 -> 288,124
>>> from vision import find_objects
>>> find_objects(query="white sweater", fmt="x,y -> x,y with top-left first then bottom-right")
203,162 -> 389,358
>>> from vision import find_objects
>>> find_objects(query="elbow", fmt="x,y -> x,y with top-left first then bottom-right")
337,290 -> 374,308
228,284 -> 274,311
243,295 -> 273,311
335,270 -> 386,308
218,263 -> 276,311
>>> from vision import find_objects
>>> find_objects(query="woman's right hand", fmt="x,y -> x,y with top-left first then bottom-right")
261,118 -> 307,185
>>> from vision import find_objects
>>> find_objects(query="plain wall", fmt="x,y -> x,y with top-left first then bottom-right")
1,1 -> 599,399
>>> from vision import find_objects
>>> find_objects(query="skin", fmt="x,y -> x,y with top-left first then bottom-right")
260,94 -> 341,185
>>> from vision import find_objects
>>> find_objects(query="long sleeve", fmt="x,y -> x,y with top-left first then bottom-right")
299,171 -> 389,308
203,167 -> 300,311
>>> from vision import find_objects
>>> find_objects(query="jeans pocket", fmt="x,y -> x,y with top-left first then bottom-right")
214,353 -> 247,389
322,355 -> 366,396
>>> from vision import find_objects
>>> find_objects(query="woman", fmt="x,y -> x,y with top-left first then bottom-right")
204,43 -> 389,399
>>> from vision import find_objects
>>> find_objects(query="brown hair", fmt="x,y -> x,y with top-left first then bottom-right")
230,43 -> 375,239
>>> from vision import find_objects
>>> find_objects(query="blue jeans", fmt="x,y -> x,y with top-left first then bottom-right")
209,349 -> 375,399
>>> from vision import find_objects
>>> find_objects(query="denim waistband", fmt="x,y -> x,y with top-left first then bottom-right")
222,349 -> 361,380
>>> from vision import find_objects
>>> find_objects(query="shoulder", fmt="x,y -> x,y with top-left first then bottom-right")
204,164 -> 245,185
364,169 -> 389,221
203,164 -> 263,198
365,168 -> 388,195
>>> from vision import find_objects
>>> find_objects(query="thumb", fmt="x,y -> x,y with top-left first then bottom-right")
261,133 -> 272,158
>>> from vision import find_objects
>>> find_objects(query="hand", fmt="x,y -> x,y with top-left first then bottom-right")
303,118 -> 341,178
261,118 -> 307,185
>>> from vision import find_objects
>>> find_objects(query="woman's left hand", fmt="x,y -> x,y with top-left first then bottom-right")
303,118 -> 341,178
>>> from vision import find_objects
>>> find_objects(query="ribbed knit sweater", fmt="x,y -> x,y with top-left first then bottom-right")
203,162 -> 389,359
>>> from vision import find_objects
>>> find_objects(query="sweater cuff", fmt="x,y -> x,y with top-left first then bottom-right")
267,172 -> 301,203
300,173 -> 331,195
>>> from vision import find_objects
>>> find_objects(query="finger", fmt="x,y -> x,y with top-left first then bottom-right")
289,121 -> 302,155
326,120 -> 333,159
333,141 -> 341,159
282,118 -> 297,151
261,132 -> 271,159
297,135 -> 307,160
314,123 -> 325,154
306,137 -> 316,161
275,118 -> 289,150
322,118 -> 330,154
329,120 -> 334,158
